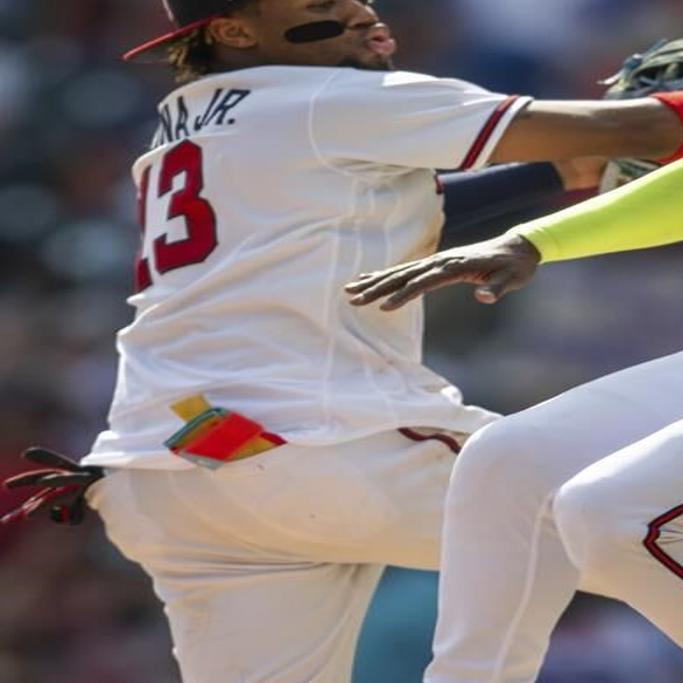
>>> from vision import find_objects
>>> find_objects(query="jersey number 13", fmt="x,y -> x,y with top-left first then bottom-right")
135,140 -> 218,292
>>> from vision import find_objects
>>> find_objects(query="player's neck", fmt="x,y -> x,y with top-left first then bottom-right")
211,45 -> 274,72
210,45 -> 342,73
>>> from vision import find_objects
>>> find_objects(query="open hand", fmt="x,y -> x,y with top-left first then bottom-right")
345,234 -> 541,311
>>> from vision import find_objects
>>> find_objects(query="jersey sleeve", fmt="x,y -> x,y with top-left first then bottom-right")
309,70 -> 532,171
510,158 -> 683,263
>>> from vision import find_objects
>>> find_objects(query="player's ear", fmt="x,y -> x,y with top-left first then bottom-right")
207,17 -> 257,49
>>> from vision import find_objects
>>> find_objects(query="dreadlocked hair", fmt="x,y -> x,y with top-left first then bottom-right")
167,0 -> 255,82
167,28 -> 216,83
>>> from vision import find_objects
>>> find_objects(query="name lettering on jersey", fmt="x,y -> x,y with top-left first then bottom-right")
152,89 -> 252,149
195,89 -> 251,130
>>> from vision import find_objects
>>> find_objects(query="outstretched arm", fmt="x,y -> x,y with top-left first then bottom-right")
490,96 -> 683,163
511,156 -> 683,261
346,158 -> 683,310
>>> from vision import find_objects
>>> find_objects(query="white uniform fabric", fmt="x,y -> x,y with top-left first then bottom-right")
82,65 -> 526,470
87,428 -> 463,683
426,350 -> 683,683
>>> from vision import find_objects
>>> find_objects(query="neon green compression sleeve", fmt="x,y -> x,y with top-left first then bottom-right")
510,159 -> 683,263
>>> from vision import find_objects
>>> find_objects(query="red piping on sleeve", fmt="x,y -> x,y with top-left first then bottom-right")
643,502 -> 683,580
459,95 -> 520,171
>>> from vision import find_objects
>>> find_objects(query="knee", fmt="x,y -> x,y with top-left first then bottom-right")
553,478 -> 640,581
452,417 -> 551,497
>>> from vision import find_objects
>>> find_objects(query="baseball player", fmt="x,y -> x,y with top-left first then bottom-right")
6,2 -> 683,682
346,158 -> 683,683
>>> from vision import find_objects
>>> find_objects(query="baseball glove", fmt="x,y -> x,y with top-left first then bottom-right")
600,38 -> 683,192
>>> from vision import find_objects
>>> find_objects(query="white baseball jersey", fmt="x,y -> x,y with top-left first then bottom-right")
84,65 -> 530,469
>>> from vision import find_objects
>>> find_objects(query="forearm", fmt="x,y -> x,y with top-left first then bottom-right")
491,97 -> 683,163
511,159 -> 683,262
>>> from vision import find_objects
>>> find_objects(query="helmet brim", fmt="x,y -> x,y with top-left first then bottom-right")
123,16 -> 218,62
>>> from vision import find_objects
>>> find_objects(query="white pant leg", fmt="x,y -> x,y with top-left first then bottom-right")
554,417 -> 683,645
425,351 -> 683,683
87,427 -> 466,683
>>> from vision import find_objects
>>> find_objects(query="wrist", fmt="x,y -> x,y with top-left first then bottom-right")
510,234 -> 542,263
497,232 -> 542,264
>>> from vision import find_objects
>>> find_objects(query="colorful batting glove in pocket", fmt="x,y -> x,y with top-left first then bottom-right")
165,394 -> 286,470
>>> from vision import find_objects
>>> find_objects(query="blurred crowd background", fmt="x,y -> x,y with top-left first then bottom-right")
2,0 -> 683,681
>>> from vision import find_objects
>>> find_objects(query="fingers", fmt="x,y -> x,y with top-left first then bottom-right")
347,259 -> 492,310
350,262 -> 518,310
379,269 -> 454,310
4,469 -> 57,489
474,288 -> 498,305
345,261 -> 423,293
343,273 -> 374,291
346,238 -> 538,311
473,271 -> 512,304
23,447 -> 80,472
474,264 -> 533,304
345,261 -> 430,306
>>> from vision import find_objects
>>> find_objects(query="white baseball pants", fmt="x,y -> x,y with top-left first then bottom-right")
86,427 -> 470,683
426,350 -> 683,683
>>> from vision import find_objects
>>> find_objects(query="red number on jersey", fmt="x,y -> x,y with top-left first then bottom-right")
135,140 -> 218,292
135,166 -> 153,292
